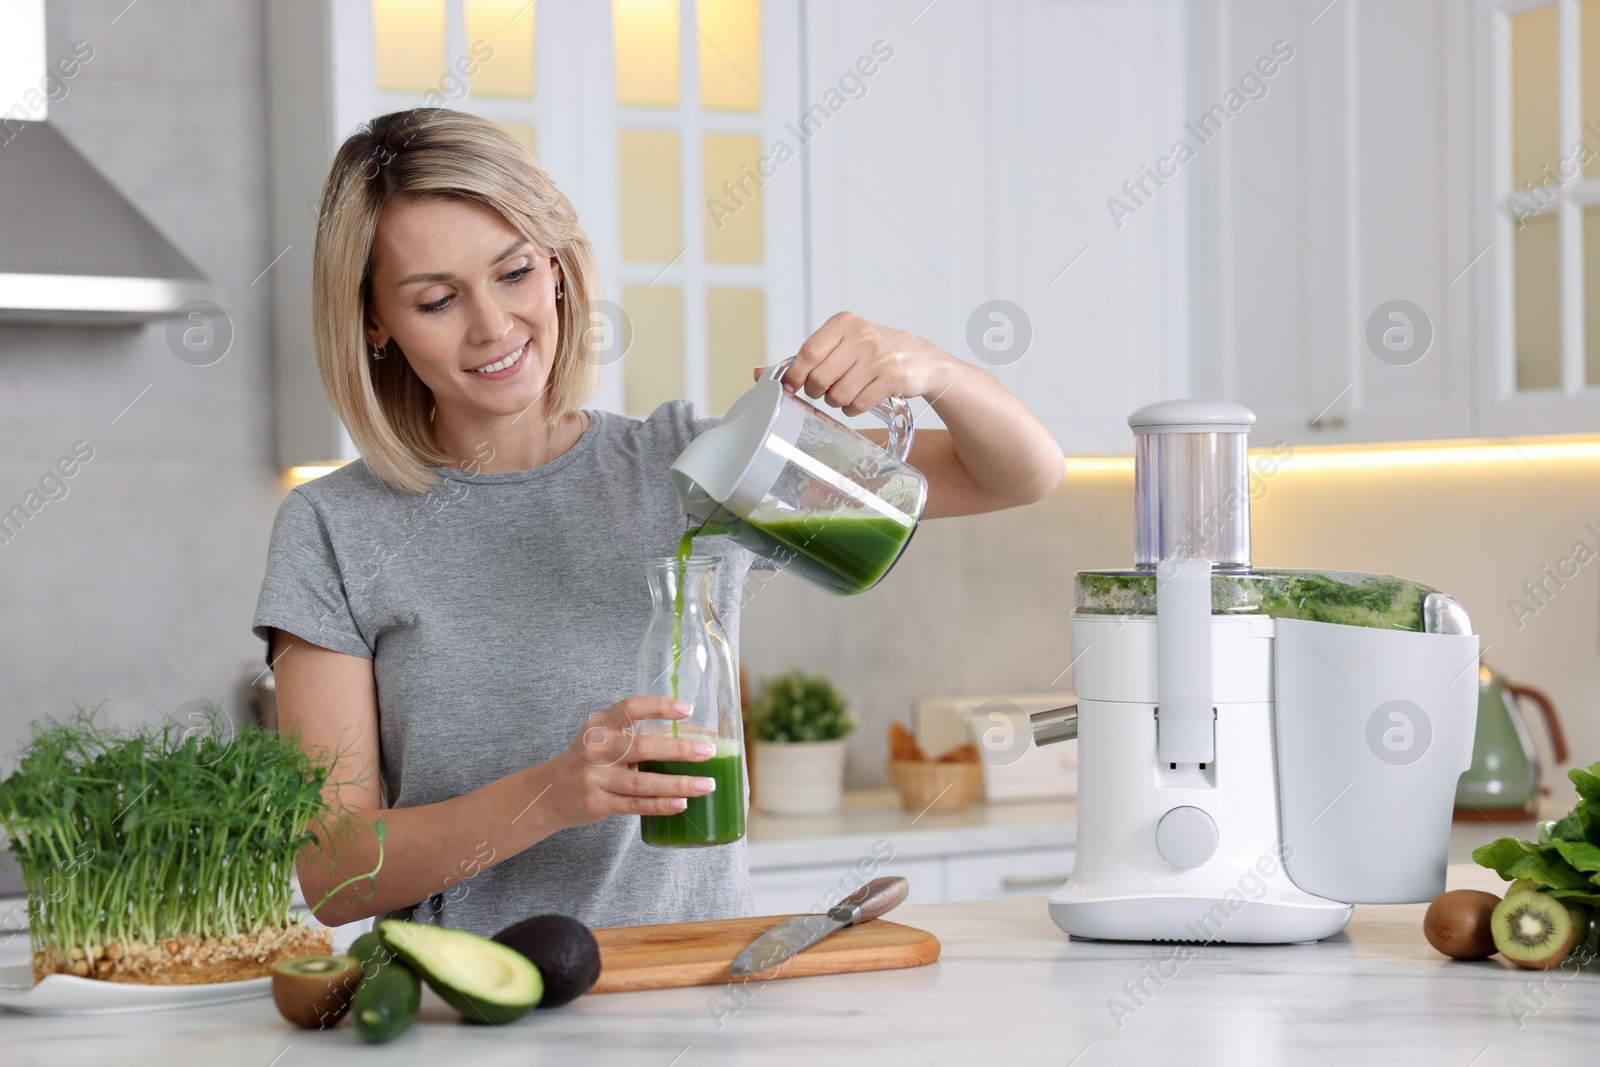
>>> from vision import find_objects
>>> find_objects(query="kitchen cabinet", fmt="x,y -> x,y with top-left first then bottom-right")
943,845 -> 1077,901
1466,0 -> 1600,438
264,0 -> 806,467
262,0 -> 1587,466
748,845 -> 1077,913
1185,0 -> 1479,447
745,788 -> 1077,910
801,0 -> 1190,455
265,0 -> 1192,466
1191,0 -> 1600,446
748,856 -> 945,913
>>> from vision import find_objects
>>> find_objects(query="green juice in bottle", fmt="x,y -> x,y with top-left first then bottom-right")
640,530 -> 746,847
639,738 -> 747,848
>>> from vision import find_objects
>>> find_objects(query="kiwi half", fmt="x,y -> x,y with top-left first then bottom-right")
1491,891 -> 1576,970
1423,890 -> 1500,960
272,954 -> 364,1029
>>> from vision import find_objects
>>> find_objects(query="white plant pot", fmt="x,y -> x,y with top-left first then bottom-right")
752,738 -> 848,815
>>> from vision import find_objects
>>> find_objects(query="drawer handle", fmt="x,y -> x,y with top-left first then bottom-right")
1000,874 -> 1071,891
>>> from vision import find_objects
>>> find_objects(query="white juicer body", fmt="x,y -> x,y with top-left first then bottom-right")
1042,400 -> 1478,943
1049,611 -> 1353,943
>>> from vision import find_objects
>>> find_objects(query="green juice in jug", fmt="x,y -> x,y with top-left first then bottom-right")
730,513 -> 916,597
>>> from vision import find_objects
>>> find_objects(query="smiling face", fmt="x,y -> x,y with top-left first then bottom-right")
364,195 -> 564,424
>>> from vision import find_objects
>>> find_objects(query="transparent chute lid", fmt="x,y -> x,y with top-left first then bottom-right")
1128,399 -> 1257,570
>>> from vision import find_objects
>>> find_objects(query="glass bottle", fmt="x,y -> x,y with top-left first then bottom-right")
635,554 -> 746,847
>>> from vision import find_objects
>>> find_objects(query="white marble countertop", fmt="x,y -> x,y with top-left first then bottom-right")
6,863 -> 1593,1065
746,788 -> 1075,870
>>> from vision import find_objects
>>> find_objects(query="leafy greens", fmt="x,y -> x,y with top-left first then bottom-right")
1473,762 -> 1600,906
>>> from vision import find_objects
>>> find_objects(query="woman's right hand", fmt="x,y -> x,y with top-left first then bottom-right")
545,696 -> 720,830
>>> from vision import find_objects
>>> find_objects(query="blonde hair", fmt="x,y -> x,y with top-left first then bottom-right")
311,108 -> 601,494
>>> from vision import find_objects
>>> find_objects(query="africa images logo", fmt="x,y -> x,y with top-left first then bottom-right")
1366,699 -> 1432,766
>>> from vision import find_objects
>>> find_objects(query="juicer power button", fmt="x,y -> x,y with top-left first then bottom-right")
1155,806 -> 1219,869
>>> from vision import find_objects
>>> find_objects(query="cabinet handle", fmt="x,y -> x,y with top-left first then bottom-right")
1000,874 -> 1072,891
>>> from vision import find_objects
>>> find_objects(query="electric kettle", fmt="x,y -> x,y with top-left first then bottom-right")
1454,664 -> 1567,818
668,357 -> 928,596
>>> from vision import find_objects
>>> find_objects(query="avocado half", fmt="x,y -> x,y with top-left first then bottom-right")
378,920 -> 543,1024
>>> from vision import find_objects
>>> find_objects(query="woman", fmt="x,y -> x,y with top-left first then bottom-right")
253,109 -> 1063,936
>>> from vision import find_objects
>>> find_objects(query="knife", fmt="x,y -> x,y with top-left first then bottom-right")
730,876 -> 910,977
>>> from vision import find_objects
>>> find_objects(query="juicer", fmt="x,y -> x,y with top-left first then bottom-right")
1028,400 -> 1479,943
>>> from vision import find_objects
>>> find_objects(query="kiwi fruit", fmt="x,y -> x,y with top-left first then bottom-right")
1491,891 -> 1577,969
1565,900 -> 1595,950
1423,890 -> 1500,960
271,954 -> 364,1029
492,913 -> 601,1008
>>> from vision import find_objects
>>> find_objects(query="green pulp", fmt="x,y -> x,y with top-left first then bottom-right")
1073,569 -> 1436,631
638,750 -> 746,847
733,514 -> 915,596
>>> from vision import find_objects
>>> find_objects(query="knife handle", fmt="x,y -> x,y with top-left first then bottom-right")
826,876 -> 909,926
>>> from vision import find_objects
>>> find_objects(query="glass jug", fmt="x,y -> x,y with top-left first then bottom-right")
634,555 -> 746,848
668,357 -> 928,596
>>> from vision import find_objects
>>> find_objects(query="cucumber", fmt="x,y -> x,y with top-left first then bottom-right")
349,931 -> 389,973
349,954 -> 422,1044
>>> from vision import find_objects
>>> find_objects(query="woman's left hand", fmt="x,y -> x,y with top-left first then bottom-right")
773,311 -> 956,416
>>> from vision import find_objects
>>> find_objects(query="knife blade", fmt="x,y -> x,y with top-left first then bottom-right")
729,876 -> 910,977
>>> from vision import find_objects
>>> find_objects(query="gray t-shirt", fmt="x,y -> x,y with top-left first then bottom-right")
252,400 -> 759,935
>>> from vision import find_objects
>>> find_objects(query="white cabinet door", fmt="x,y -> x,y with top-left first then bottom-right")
748,856 -> 944,915
803,0 -> 1187,454
1468,1 -> 1600,437
1190,0 -> 1475,446
944,846 -> 1076,901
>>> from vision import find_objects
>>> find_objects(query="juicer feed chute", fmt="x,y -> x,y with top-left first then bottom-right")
1129,400 -> 1255,570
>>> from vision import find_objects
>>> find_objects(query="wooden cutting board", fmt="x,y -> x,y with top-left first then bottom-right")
588,914 -> 940,994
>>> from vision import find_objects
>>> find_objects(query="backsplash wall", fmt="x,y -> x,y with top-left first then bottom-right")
742,457 -> 1600,791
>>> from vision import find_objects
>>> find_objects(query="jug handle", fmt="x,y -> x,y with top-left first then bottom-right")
1504,682 -> 1569,765
766,357 -> 917,463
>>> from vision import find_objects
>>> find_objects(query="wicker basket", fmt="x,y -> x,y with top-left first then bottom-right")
887,760 -> 984,813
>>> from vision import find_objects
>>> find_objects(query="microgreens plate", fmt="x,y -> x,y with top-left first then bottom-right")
0,964 -> 268,1014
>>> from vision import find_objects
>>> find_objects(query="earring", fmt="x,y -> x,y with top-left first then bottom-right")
555,281 -> 564,300
370,342 -> 386,360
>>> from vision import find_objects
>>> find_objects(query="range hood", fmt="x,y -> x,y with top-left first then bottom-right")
0,1 -> 206,325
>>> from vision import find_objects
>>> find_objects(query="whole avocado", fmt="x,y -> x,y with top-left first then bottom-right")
492,914 -> 602,1007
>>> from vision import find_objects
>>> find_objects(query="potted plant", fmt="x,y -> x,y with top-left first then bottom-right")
748,670 -> 856,815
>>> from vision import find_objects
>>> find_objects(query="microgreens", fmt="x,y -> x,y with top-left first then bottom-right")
0,703 -> 368,958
